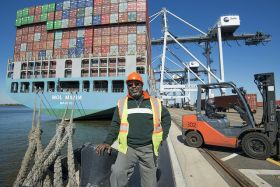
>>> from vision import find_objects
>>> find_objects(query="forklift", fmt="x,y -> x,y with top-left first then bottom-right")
182,73 -> 280,160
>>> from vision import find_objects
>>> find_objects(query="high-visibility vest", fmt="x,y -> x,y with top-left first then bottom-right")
117,96 -> 163,156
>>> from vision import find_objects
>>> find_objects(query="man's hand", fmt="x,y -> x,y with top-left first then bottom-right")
95,143 -> 111,155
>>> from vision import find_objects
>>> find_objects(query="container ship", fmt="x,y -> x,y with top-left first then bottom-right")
5,0 -> 155,119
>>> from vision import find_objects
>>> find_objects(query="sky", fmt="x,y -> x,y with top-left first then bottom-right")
0,0 -> 279,104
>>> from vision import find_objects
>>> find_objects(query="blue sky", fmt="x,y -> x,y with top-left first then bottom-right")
0,0 -> 279,104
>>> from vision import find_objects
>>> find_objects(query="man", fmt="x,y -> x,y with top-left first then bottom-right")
96,72 -> 171,187
205,98 -> 225,119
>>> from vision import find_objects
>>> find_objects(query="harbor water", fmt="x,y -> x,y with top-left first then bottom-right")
0,106 -> 111,187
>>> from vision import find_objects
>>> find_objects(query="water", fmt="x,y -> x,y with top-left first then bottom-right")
0,106 -> 111,187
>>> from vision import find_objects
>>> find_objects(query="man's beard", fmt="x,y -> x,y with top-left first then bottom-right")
129,88 -> 143,99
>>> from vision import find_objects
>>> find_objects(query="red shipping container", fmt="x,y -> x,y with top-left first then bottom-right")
85,28 -> 93,37
23,27 -> 29,33
101,14 -> 110,24
14,45 -> 21,52
35,6 -> 42,15
102,27 -> 110,36
101,45 -> 109,55
276,100 -> 280,106
128,2 -> 137,12
136,45 -> 146,54
110,26 -> 119,35
119,35 -> 128,45
27,34 -> 34,42
53,49 -> 61,58
137,2 -> 146,12
70,10 -> 77,18
93,37 -> 102,46
16,29 -> 23,36
33,42 -> 40,50
137,12 -> 146,22
84,47 -> 93,56
27,43 -> 33,51
20,52 -> 26,59
47,41 -> 54,49
28,26 -> 35,33
41,25 -> 46,32
118,45 -> 128,56
84,38 -> 93,47
102,0 -> 110,5
137,34 -> 146,44
62,31 -> 70,39
69,30 -> 77,38
245,94 -> 257,113
128,25 -> 137,33
15,36 -> 22,44
55,11 -> 62,20
94,6 -> 102,15
110,35 -> 118,45
61,39 -> 69,49
94,28 -> 102,36
35,25 -> 41,32
110,4 -> 118,13
21,35 -> 28,43
39,42 -> 47,50
102,5 -> 110,14
119,13 -> 128,23
93,46 -> 101,56
69,18 -> 76,28
29,7 -> 35,15
47,32 -> 55,40
41,33 -> 48,41
34,15 -> 41,23
48,12 -> 55,21
119,26 -> 128,34
102,36 -> 110,45
94,0 -> 102,6
61,49 -> 68,56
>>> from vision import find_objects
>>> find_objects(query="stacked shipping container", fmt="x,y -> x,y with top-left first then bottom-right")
13,0 -> 149,61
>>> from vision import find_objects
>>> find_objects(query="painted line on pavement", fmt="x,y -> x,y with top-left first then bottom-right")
266,158 -> 280,167
221,153 -> 240,162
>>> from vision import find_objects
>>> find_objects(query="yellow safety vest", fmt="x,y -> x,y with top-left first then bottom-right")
117,96 -> 163,156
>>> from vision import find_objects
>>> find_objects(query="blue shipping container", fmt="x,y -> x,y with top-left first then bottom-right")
68,48 -> 76,57
76,37 -> 84,48
85,0 -> 93,7
76,48 -> 84,57
70,1 -> 78,9
62,10 -> 70,19
93,15 -> 101,25
38,50 -> 46,58
76,17 -> 84,27
56,2 -> 63,11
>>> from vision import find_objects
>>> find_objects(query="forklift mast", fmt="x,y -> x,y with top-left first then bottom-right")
254,73 -> 278,139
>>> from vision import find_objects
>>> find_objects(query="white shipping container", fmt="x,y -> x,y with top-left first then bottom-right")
119,0 -> 128,3
128,34 -> 136,44
127,44 -> 136,55
137,25 -> 146,34
20,43 -> 27,51
26,52 -> 32,60
34,33 -> 41,42
69,38 -> 77,48
55,31 -> 63,40
84,16 -> 92,26
54,40 -> 62,49
61,19 -> 69,28
46,50 -> 53,58
110,14 -> 118,23
110,45 -> 118,55
111,0 -> 118,3
85,7 -> 93,16
119,3 -> 128,13
77,29 -> 85,37
63,1 -> 70,10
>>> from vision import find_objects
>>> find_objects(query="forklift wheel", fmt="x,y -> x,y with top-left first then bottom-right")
185,131 -> 203,148
241,132 -> 272,160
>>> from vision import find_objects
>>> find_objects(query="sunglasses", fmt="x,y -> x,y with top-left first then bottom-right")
127,81 -> 142,87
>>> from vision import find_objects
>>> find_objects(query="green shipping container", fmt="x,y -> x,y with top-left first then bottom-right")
42,4 -> 49,14
16,10 -> 23,18
22,8 -> 29,17
47,21 -> 54,30
77,8 -> 85,17
54,20 -> 62,29
16,19 -> 22,26
21,17 -> 28,25
48,3 -> 56,12
27,16 -> 34,24
128,12 -> 137,22
40,13 -> 48,22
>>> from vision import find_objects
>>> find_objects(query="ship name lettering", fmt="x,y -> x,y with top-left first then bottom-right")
65,95 -> 82,100
52,95 -> 62,100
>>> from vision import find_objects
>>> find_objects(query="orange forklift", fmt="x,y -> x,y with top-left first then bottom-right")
182,73 -> 280,159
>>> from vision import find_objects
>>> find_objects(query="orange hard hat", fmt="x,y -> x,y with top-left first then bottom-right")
126,72 -> 143,84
